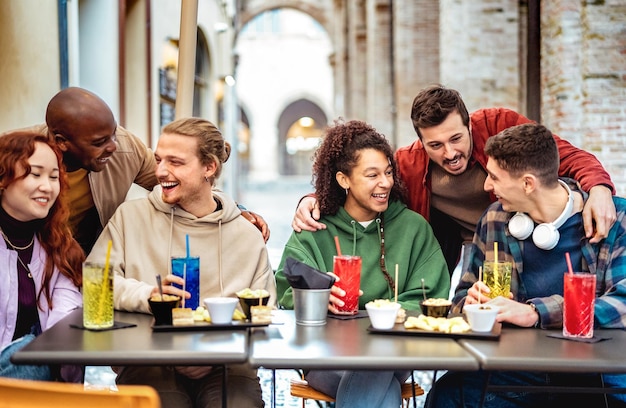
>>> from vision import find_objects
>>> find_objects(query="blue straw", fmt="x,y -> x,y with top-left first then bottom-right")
185,234 -> 190,259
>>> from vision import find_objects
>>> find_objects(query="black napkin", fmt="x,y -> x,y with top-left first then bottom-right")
547,332 -> 612,343
70,321 -> 137,331
284,257 -> 336,289
327,310 -> 369,320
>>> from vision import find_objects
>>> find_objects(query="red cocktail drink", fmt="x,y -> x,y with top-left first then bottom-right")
563,273 -> 596,338
333,255 -> 362,315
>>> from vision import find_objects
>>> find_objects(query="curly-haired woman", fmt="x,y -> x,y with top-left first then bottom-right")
275,119 -> 449,407
0,131 -> 84,382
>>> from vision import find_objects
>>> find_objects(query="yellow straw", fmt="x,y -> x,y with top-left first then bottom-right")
98,240 -> 113,320
478,266 -> 483,304
494,242 -> 498,264
493,242 -> 499,289
394,264 -> 399,303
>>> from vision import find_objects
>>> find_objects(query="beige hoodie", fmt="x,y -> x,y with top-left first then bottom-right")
86,186 -> 276,314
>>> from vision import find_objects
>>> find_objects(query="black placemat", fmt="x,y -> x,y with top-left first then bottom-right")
70,321 -> 137,331
546,332 -> 612,343
151,320 -> 272,332
327,310 -> 369,320
368,321 -> 501,340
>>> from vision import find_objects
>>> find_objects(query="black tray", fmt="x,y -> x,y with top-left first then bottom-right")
368,321 -> 501,340
152,319 -> 272,332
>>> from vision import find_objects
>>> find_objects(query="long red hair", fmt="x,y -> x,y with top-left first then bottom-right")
0,131 -> 84,308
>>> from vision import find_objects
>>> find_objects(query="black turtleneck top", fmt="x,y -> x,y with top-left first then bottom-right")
0,205 -> 43,340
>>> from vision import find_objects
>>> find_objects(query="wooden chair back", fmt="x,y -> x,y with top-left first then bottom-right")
0,377 -> 160,408
289,377 -> 424,408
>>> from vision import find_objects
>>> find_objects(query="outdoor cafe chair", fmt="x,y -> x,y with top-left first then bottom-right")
289,370 -> 424,408
0,377 -> 161,408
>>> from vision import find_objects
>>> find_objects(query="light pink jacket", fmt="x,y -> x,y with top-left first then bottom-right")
0,239 -> 82,348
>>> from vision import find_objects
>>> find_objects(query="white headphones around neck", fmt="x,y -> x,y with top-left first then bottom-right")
508,180 -> 574,250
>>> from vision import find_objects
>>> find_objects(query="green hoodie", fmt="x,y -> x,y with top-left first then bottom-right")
275,200 -> 449,311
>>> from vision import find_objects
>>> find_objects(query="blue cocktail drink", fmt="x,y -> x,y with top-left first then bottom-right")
171,256 -> 200,309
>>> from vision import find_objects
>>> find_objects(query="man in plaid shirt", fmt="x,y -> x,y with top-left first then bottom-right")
428,122 -> 626,408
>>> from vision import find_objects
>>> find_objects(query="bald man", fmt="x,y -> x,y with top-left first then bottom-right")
4,87 -> 268,253
1,88 -> 157,253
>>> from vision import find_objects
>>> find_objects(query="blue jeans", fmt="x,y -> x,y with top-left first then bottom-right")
603,374 -> 626,405
306,370 -> 410,408
426,370 -> 608,408
0,334 -> 51,381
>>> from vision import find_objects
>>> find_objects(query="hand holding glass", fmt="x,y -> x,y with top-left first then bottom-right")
482,261 -> 512,298
332,255 -> 362,314
171,256 -> 200,309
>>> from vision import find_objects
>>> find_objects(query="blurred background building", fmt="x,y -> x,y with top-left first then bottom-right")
1,0 -> 625,195
2,0 -> 626,267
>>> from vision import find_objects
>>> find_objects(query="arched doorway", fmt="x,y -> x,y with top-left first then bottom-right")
235,7 -> 334,180
277,99 -> 328,175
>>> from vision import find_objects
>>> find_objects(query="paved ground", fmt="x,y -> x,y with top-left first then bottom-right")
85,177 -> 436,407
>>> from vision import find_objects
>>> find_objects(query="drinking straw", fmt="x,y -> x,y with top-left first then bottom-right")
184,235 -> 190,308
494,242 -> 498,264
565,252 -> 574,275
334,236 -> 342,256
478,266 -> 483,304
182,262 -> 187,308
394,264 -> 399,303
493,242 -> 499,285
98,240 -> 113,318
156,274 -> 164,301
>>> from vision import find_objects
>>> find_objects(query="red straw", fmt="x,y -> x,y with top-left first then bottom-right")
565,252 -> 574,275
334,236 -> 342,256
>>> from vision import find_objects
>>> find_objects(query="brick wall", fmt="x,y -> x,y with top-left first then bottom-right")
542,0 -> 626,196
440,0 -> 521,113
239,0 -> 626,194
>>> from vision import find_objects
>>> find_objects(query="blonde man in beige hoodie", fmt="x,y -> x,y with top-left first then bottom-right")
87,117 -> 276,408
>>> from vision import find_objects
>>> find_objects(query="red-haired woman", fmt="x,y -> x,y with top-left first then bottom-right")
0,131 -> 83,381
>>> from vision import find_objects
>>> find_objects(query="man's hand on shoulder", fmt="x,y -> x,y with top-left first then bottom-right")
241,210 -> 270,243
583,185 -> 617,243
292,196 -> 326,232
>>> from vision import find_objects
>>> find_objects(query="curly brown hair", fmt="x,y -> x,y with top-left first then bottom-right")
0,131 -> 84,308
313,119 -> 407,215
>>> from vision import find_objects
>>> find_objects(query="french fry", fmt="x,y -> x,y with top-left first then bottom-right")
404,314 -> 471,333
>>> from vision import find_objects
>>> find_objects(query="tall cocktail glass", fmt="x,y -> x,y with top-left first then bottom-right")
332,255 -> 362,315
82,261 -> 114,329
171,256 -> 200,310
563,272 -> 596,338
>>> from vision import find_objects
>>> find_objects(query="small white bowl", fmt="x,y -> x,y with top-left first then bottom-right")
463,303 -> 500,332
203,297 -> 238,324
365,300 -> 401,330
